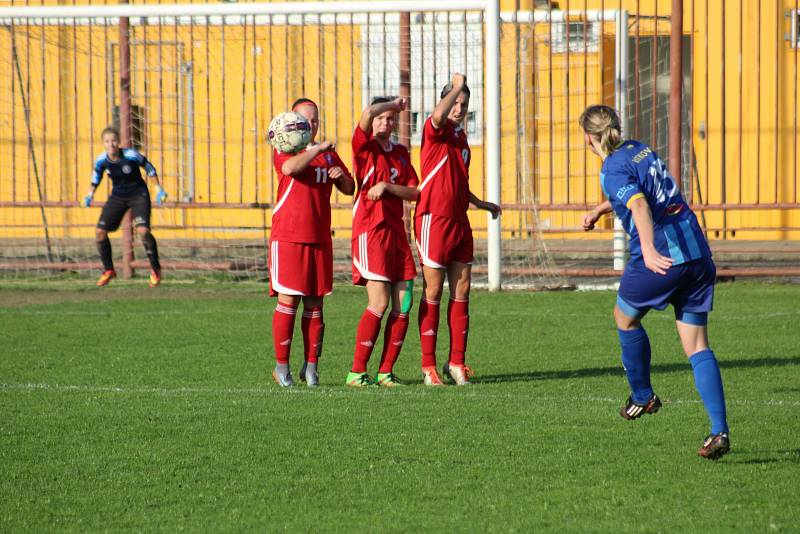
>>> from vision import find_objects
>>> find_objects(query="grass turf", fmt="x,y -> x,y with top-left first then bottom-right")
1,281 -> 799,532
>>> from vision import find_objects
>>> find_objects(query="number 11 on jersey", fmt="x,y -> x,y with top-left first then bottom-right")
316,167 -> 328,184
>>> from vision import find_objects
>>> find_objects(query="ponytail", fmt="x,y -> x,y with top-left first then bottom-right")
579,105 -> 622,157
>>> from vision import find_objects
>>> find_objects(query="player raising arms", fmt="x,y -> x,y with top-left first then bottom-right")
580,105 -> 730,460
415,74 -> 501,386
83,126 -> 167,287
346,97 -> 419,388
269,98 -> 355,387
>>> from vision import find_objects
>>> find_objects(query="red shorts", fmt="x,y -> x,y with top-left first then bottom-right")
269,240 -> 333,297
352,223 -> 417,285
414,213 -> 474,269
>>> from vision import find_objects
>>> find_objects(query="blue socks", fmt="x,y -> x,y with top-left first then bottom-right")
618,327 -> 653,404
689,349 -> 729,434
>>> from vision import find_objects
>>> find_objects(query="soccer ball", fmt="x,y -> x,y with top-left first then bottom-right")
267,111 -> 312,153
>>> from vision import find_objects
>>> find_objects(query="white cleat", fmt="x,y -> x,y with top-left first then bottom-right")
272,368 -> 295,388
299,362 -> 319,387
443,362 -> 473,386
421,366 -> 445,386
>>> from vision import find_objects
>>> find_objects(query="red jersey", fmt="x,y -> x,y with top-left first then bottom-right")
417,116 -> 471,223
271,146 -> 352,244
351,125 -> 419,235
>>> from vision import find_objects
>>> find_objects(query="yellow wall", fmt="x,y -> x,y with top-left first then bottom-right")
1,0 -> 799,242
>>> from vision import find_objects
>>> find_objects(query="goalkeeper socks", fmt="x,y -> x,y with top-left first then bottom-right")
272,302 -> 297,364
351,307 -> 383,373
419,298 -> 440,368
448,298 -> 469,366
301,306 -> 324,364
689,349 -> 729,434
140,232 -> 161,271
97,236 -> 114,271
378,311 -> 409,374
618,327 -> 654,404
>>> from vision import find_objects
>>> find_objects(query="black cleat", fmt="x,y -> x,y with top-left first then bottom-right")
698,432 -> 730,460
620,394 -> 662,420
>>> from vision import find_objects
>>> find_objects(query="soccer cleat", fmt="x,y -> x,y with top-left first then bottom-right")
346,372 -> 374,387
149,269 -> 162,288
96,269 -> 116,287
376,372 -> 403,387
272,368 -> 295,388
299,362 -> 319,387
698,432 -> 730,460
421,366 -> 444,386
620,393 -> 662,420
443,362 -> 474,386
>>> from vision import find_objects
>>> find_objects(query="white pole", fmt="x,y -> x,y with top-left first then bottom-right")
613,9 -> 629,271
485,0 -> 501,291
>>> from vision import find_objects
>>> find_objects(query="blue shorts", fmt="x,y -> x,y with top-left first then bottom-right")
617,256 -> 716,321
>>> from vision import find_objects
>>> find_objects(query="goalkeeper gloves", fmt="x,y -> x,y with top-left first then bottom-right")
82,191 -> 94,208
155,186 -> 168,206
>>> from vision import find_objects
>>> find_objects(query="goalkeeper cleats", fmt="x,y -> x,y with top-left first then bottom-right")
443,362 -> 474,386
421,366 -> 444,386
345,372 -> 374,387
96,269 -> 116,287
149,269 -> 161,288
272,367 -> 295,388
376,372 -> 402,387
698,432 -> 730,460
620,393 -> 662,420
299,361 -> 319,387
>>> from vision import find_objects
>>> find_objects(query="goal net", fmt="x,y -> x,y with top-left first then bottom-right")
0,2 -> 634,289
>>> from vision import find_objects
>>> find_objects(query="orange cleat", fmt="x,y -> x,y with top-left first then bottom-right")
422,366 -> 444,386
149,269 -> 161,288
96,269 -> 116,287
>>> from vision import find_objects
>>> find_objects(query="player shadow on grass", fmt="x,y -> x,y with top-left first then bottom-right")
474,355 -> 800,384
722,449 -> 800,465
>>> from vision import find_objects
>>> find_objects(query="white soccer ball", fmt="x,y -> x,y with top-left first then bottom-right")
267,111 -> 312,154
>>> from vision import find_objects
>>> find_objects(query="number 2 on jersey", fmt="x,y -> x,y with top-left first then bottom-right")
461,149 -> 469,165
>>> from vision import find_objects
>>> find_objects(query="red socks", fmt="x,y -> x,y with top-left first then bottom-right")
351,307 -> 384,373
448,298 -> 469,365
301,306 -> 324,363
272,302 -> 298,364
379,311 -> 409,374
418,298 -> 440,368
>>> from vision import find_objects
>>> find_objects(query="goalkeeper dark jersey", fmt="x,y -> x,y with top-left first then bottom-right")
92,148 -> 157,197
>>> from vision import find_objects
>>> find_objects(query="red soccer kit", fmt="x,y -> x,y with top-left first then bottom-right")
414,116 -> 474,268
269,146 -> 352,297
351,125 -> 418,285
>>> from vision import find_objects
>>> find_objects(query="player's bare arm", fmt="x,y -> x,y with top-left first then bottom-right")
366,182 -> 419,202
468,191 -> 501,219
280,140 -> 334,176
628,196 -> 673,275
582,199 -> 613,231
431,73 -> 466,128
359,98 -> 406,135
329,166 -> 355,195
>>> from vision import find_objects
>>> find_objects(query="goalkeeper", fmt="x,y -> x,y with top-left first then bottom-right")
82,126 -> 167,288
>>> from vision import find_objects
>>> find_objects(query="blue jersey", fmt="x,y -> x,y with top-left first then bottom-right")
601,140 -> 710,266
92,148 -> 157,197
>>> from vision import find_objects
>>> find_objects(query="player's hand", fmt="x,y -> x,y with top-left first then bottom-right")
328,166 -> 345,182
317,140 -> 334,152
82,191 -> 94,208
482,201 -> 501,220
583,210 -> 601,231
642,247 -> 674,276
452,73 -> 466,88
367,182 -> 388,200
392,97 -> 407,112
155,186 -> 168,206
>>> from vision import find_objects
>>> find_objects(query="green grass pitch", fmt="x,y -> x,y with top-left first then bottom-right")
1,281 -> 799,532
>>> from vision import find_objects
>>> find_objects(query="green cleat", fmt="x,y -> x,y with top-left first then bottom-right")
346,372 -> 374,387
376,372 -> 403,387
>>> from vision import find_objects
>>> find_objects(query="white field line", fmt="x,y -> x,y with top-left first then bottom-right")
2,382 -> 799,407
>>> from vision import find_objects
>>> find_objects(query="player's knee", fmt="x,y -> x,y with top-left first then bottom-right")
95,228 -> 108,241
136,226 -> 151,238
614,305 -> 641,330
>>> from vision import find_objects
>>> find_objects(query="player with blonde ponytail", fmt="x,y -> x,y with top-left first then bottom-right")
581,104 -> 731,460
